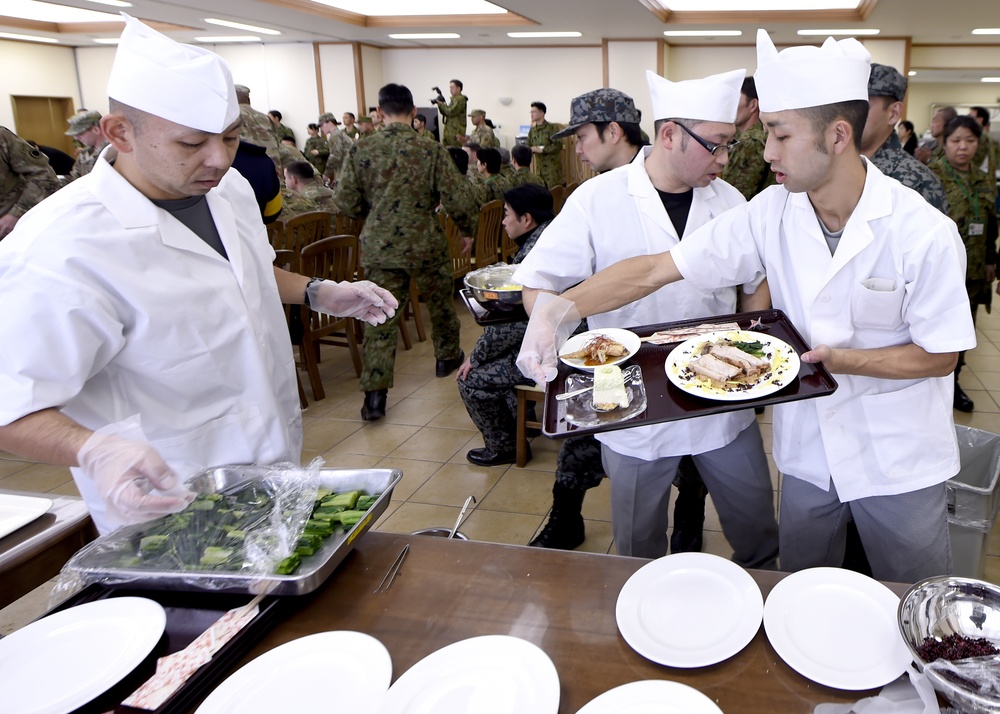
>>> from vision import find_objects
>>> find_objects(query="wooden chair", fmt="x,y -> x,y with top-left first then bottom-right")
266,219 -> 284,247
550,185 -> 567,215
273,249 -> 308,409
398,280 -> 427,349
500,229 -> 517,263
564,181 -> 580,197
515,383 -> 544,467
473,199 -> 504,268
277,211 -> 333,273
298,235 -> 363,401
334,213 -> 365,243
442,212 -> 472,280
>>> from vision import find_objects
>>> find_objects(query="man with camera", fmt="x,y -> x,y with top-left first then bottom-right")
432,80 -> 468,147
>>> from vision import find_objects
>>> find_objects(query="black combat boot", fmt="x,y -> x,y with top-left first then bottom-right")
670,456 -> 707,554
529,482 -> 586,550
954,369 -> 974,413
361,389 -> 387,421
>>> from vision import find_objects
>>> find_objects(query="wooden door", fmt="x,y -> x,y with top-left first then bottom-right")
11,96 -> 76,155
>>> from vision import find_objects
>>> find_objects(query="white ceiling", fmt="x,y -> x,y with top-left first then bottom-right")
5,0 -> 1000,81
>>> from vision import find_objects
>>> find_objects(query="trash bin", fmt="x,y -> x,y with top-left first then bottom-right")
947,426 -> 1000,578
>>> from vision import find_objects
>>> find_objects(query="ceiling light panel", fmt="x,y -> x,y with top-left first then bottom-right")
656,1 -> 860,10
797,28 -> 880,35
388,33 -> 461,39
663,30 -> 742,37
205,18 -> 281,35
0,31 -> 59,43
2,0 -> 120,22
194,36 -> 262,43
310,0 -> 506,16
507,31 -> 582,38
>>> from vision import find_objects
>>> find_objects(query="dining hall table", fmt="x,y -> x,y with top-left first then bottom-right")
194,529 -> 908,713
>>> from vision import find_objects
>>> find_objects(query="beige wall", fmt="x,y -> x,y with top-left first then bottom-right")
607,41 -> 659,129
907,83 -> 1000,135
318,44 -> 359,119
0,41 -> 81,132
75,46 -> 114,116
665,45 -> 756,81
359,44 -> 383,115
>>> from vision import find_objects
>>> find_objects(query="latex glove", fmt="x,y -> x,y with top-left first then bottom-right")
77,432 -> 193,524
516,292 -> 581,385
308,279 -> 399,326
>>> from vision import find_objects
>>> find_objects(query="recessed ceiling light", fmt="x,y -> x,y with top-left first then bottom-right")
205,19 -> 281,35
387,33 -> 461,39
663,30 -> 742,37
908,70 -> 917,76
93,37 -> 121,44
2,0 -> 119,23
311,0 -> 506,16
982,77 -> 1000,83
194,36 -> 262,43
797,28 -> 880,36
80,0 -> 132,7
971,28 -> 1000,35
0,31 -> 59,43
507,31 -> 582,38
655,1 -> 860,9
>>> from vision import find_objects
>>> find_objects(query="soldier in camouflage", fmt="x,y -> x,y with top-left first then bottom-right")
0,126 -> 60,239
528,102 -> 564,188
917,106 -> 957,166
235,85 -> 282,171
65,110 -> 109,182
342,112 -> 360,140
318,113 -> 353,186
355,115 -> 374,139
720,78 -> 776,200
433,79 -> 468,148
969,107 -> 1000,191
268,110 -> 295,143
464,109 -> 499,148
334,83 -> 478,420
282,159 -> 339,220
930,115 -> 999,413
862,64 -> 949,214
303,123 -> 329,175
507,144 -> 546,188
472,148 -> 511,206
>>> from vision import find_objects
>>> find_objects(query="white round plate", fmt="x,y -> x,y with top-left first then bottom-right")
0,596 -> 166,714
559,328 -> 641,372
576,680 -> 723,714
615,552 -> 763,668
664,330 -> 800,401
197,630 -> 392,713
377,634 -> 559,714
763,567 -> 911,690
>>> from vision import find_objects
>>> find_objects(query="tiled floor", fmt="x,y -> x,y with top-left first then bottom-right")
5,295 -> 1000,632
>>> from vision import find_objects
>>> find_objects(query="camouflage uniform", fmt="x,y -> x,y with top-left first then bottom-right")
973,132 -> 1000,188
343,124 -> 360,141
238,103 -> 281,169
281,180 -> 339,221
721,121 -> 775,200
0,126 -> 60,222
437,93 -> 468,147
304,135 -> 329,175
324,129 -> 354,183
274,122 -> 295,143
471,123 -> 499,149
507,167 -> 545,188
68,140 -> 110,181
871,132 -> 949,214
334,123 -> 478,391
473,173 -> 511,207
528,120 -> 564,188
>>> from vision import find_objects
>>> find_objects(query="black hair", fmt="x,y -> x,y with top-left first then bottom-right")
464,142 -> 483,155
485,118 -> 495,128
451,79 -> 464,90
447,146 -> 469,175
898,120 -> 915,134
414,113 -> 427,124
935,106 -> 958,126
970,106 -> 991,125
796,100 -> 869,152
740,77 -> 758,102
477,148 -> 501,174
344,112 -> 356,120
308,123 -> 318,131
592,121 -> 646,148
943,115 -> 983,142
268,110 -> 282,121
511,144 -> 533,167
531,101 -> 547,114
504,184 -> 555,225
285,159 -> 315,181
378,83 -> 414,116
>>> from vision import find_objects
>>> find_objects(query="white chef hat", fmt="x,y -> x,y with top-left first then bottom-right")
645,69 -> 745,123
753,29 -> 871,113
107,13 -> 240,133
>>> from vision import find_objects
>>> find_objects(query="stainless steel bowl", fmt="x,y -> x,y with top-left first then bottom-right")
898,575 -> 1000,713
464,264 -> 523,308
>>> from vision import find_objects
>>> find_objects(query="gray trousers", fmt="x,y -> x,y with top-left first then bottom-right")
602,420 -> 778,566
779,475 -> 952,583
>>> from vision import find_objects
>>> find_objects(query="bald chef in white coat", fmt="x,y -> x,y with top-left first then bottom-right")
0,15 -> 396,534
518,31 -> 975,583
514,69 -> 779,564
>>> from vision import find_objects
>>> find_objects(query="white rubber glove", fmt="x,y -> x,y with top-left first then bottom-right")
77,431 -> 193,525
308,279 -> 399,326
516,292 -> 581,385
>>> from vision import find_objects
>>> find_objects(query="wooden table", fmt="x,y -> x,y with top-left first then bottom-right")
227,531 -> 905,713
0,489 -> 96,609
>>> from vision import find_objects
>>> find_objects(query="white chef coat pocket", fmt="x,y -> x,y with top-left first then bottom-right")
850,278 -> 904,330
860,380 -> 951,480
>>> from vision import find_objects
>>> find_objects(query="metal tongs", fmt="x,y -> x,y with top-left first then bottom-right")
373,544 -> 409,594
449,495 -> 476,538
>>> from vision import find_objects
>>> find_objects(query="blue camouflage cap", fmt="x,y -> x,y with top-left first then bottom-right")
551,88 -> 640,140
868,63 -> 907,101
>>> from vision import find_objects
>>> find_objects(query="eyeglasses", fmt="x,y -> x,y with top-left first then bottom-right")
672,120 -> 740,156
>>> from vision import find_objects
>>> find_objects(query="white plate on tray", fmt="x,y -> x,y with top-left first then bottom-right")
0,493 -> 53,539
616,552 -> 763,668
559,328 -> 641,372
664,330 -> 800,401
197,631 -> 392,714
377,634 -> 559,714
562,364 -> 647,428
763,567 -> 910,690
576,680 -> 723,714
0,597 -> 166,714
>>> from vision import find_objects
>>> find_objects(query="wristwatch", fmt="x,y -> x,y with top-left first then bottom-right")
304,277 -> 323,308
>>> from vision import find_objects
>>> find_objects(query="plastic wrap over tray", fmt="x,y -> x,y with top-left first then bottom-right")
59,466 -> 401,596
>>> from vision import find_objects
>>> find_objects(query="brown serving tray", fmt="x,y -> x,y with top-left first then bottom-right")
459,287 -> 528,325
45,585 -> 286,714
542,309 -> 838,438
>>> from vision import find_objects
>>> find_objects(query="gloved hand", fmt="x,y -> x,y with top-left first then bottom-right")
77,431 -> 193,524
308,279 -> 399,326
516,292 -> 581,385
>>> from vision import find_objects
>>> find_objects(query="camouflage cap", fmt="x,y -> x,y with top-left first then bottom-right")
868,63 -> 907,101
234,84 -> 251,94
552,88 -> 640,139
468,109 -> 486,117
356,115 -> 373,124
317,112 -> 338,125
65,110 -> 102,136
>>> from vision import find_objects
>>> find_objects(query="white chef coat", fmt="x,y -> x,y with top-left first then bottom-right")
672,158 -> 976,501
0,152 -> 302,533
514,147 -> 758,460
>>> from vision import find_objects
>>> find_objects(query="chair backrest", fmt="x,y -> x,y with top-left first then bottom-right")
442,212 -> 471,280
550,185 -> 567,215
474,199 -> 504,268
565,181 -> 580,196
272,249 -> 295,271
266,219 -> 284,247
280,211 -> 333,272
334,213 -> 365,239
301,234 -> 359,284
